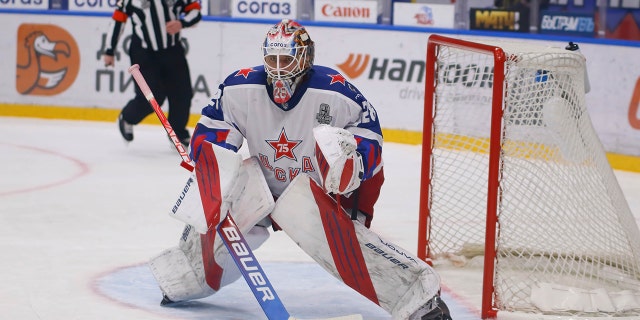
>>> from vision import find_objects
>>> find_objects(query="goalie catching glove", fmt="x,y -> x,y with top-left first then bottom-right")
313,125 -> 364,195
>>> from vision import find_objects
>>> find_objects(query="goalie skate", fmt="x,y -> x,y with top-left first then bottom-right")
408,295 -> 451,320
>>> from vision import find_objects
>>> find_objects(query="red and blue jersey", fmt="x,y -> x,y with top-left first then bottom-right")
191,65 -> 383,197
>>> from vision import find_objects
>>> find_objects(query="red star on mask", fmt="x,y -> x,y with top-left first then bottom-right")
328,73 -> 346,85
235,68 -> 255,78
266,128 -> 301,161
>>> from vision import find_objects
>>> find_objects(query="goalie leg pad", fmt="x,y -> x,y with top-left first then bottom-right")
200,157 -> 275,292
150,224 -> 270,302
201,224 -> 271,291
270,174 -> 441,319
151,157 -> 275,301
170,154 -> 275,234
169,141 -> 243,233
149,225 -> 213,302
226,157 -> 276,231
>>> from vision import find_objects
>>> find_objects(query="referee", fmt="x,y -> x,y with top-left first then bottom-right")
103,0 -> 202,148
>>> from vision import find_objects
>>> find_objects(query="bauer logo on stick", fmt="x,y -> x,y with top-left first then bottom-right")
221,226 -> 276,302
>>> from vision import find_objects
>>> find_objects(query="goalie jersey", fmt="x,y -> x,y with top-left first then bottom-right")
190,65 -> 383,197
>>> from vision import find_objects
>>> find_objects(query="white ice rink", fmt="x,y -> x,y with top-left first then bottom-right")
2,117 -> 639,320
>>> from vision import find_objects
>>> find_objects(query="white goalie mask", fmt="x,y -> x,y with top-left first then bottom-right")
262,19 -> 315,81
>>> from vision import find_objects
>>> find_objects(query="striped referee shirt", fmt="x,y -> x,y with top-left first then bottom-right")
105,0 -> 201,55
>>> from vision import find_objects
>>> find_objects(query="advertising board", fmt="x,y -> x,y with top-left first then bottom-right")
0,0 -> 49,10
546,0 -> 640,40
539,11 -> 595,37
1,13 -> 639,157
392,2 -> 454,28
230,0 -> 296,19
314,0 -> 377,24
469,8 -> 530,32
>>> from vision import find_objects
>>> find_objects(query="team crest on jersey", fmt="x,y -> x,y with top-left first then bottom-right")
266,128 -> 301,161
316,103 -> 332,125
235,68 -> 255,78
328,73 -> 346,85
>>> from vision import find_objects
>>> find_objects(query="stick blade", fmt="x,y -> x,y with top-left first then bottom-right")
289,314 -> 363,320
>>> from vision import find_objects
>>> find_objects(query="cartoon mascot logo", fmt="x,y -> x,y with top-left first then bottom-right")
16,24 -> 80,96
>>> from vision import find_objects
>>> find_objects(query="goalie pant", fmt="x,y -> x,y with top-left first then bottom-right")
149,164 -> 439,320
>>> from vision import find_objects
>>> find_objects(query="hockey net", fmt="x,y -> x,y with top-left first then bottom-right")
417,35 -> 640,319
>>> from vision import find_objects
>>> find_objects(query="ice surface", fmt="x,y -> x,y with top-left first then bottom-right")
1,117 -> 638,320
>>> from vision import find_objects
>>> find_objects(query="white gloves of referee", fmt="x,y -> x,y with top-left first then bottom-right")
313,125 -> 364,195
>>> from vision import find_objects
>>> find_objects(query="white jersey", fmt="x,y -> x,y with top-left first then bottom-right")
191,65 -> 383,197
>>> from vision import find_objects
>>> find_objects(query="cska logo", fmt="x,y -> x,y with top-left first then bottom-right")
327,73 -> 346,85
235,67 -> 255,78
266,128 -> 301,162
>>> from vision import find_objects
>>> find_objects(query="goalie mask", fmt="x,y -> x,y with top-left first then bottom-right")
262,19 -> 315,104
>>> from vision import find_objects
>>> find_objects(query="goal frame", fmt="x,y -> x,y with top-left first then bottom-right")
417,34 -> 507,319
417,33 -> 640,320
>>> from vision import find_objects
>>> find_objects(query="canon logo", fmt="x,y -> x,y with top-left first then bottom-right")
321,4 -> 371,18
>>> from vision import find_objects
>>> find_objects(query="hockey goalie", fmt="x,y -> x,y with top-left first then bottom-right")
148,19 -> 451,320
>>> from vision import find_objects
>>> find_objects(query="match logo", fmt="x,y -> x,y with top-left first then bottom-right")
16,24 -> 80,96
336,53 -> 370,79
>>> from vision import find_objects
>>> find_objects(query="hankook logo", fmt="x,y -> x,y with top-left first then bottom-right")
337,53 -> 494,89
336,53 -> 370,79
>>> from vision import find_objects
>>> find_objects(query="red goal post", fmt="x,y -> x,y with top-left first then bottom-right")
417,34 -> 640,319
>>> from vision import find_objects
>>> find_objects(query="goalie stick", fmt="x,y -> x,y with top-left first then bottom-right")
127,64 -> 362,320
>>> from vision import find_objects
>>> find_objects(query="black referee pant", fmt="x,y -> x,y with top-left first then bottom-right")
122,40 -> 193,141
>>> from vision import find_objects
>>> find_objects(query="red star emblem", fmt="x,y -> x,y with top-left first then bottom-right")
235,68 -> 255,78
266,128 -> 301,161
328,73 -> 346,85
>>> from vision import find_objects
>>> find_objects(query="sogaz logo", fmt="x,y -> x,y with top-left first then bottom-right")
16,24 -> 80,96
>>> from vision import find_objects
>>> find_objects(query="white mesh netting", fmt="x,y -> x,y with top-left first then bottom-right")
425,38 -> 640,318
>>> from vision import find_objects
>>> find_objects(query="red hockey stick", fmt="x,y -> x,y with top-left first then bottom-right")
128,64 -> 194,172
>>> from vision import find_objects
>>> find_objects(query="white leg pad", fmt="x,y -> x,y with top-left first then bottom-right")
169,142 -> 243,234
150,225 -> 270,302
150,156 -> 275,302
226,157 -> 275,231
270,174 -> 440,319
209,225 -> 271,289
148,232 -> 214,302
392,269 -> 442,319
